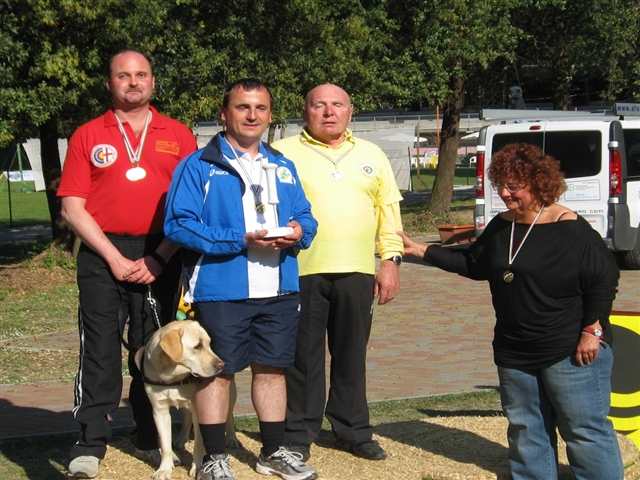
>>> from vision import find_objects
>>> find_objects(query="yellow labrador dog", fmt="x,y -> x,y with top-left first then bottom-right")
135,320 -> 238,480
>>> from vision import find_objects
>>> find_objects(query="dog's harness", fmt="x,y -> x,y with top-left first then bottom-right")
138,347 -> 200,386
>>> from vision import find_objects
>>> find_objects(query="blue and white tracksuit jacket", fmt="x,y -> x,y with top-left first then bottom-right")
164,133 -> 317,302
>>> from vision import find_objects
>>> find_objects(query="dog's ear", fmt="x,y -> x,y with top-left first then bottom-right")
159,329 -> 184,363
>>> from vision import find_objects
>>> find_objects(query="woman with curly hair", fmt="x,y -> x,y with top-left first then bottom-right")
399,143 -> 624,480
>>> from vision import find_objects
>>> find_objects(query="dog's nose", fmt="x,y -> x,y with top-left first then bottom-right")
215,360 -> 225,371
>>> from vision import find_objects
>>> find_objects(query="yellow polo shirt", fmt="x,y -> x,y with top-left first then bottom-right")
272,128 -> 403,276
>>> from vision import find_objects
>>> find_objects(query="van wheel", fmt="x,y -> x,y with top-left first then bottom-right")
621,230 -> 640,270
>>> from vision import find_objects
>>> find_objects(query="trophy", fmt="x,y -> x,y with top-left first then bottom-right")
260,163 -> 293,238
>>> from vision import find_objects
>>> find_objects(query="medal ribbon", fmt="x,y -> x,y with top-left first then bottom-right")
222,135 -> 265,212
301,140 -> 354,169
508,204 -> 545,269
114,111 -> 151,168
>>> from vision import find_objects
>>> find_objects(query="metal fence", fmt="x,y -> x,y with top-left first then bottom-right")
0,143 -> 50,230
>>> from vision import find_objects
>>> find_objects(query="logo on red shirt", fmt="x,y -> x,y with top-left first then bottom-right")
90,144 -> 118,168
155,140 -> 180,155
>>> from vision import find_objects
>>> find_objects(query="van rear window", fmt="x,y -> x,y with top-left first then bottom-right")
624,129 -> 640,178
491,131 -> 602,179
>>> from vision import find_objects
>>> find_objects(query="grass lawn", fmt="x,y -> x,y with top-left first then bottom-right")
410,167 -> 476,191
0,179 -> 50,229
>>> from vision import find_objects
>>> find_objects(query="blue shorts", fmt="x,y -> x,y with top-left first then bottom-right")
193,294 -> 300,374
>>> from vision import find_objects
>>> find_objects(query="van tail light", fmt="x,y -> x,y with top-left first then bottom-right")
475,152 -> 485,198
610,150 -> 622,196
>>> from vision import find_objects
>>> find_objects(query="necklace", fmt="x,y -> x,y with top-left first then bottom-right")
503,204 -> 545,283
223,136 -> 266,213
302,140 -> 354,181
114,111 -> 151,181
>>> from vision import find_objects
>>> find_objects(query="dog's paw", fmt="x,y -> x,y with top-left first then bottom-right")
172,438 -> 190,451
225,436 -> 242,449
189,463 -> 197,478
152,467 -> 174,480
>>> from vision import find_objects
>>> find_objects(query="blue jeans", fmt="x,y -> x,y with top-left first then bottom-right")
497,345 -> 623,480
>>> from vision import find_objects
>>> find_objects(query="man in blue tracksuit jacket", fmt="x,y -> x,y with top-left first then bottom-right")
163,79 -> 318,480
164,135 -> 316,302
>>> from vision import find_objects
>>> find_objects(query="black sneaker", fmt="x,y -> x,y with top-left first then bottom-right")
197,454 -> 235,480
256,446 -> 318,480
284,441 -> 311,462
335,439 -> 387,460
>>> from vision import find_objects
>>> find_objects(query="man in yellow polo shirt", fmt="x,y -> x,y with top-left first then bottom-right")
271,84 -> 404,463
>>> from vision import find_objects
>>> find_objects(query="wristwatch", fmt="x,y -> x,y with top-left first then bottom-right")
385,255 -> 402,266
582,327 -> 604,338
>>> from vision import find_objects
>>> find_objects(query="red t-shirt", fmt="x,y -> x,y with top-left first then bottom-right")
57,107 -> 197,235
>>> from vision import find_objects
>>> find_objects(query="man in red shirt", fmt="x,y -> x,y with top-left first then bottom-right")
57,49 -> 197,479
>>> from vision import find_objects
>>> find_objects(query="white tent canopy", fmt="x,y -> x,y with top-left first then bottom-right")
461,131 -> 479,140
18,138 -> 68,191
380,133 -> 427,143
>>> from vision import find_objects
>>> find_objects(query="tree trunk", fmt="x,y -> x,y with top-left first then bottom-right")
552,57 -> 574,110
268,124 -> 277,144
428,76 -> 464,218
39,117 -> 72,249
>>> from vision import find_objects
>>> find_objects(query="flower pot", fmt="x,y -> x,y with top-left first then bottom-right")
437,224 -> 476,245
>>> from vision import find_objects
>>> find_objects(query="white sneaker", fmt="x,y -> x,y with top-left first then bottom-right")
134,447 -> 181,466
67,456 -> 99,478
198,454 -> 235,480
256,447 -> 318,480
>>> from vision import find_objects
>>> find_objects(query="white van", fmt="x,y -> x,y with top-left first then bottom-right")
473,103 -> 640,269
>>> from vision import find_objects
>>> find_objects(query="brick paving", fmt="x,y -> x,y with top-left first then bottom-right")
1,240 -> 639,440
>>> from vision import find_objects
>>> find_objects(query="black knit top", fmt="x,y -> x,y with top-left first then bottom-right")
424,215 -> 619,370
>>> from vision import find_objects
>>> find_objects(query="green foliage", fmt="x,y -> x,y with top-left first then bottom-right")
590,0 -> 640,101
2,0 -> 637,142
509,0 -> 638,108
384,0 -> 527,107
0,0 -> 184,145
37,248 -> 77,270
380,0 -> 532,216
2,0 -> 638,242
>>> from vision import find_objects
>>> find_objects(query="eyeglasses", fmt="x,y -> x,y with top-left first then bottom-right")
493,183 -> 526,193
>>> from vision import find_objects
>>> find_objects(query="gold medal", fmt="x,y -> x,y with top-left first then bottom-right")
503,270 -> 514,283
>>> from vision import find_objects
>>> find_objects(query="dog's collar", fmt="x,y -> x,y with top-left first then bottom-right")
138,347 -> 200,386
